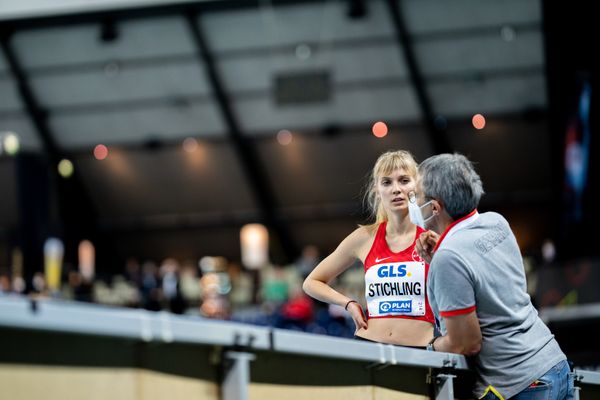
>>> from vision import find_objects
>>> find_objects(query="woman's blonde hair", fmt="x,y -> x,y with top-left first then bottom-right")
363,150 -> 418,229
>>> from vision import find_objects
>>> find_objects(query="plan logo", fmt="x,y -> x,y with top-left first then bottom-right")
379,300 -> 412,313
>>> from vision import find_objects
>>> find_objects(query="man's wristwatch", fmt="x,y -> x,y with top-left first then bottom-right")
426,336 -> 439,351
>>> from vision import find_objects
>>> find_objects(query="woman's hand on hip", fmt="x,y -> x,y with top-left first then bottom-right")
348,302 -> 368,330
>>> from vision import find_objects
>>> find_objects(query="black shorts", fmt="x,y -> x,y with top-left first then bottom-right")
354,335 -> 426,350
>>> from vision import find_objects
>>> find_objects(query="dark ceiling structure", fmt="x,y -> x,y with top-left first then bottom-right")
2,0 -> 590,278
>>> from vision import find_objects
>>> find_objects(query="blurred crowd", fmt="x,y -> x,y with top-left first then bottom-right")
0,245 -> 363,338
3,239 -> 599,337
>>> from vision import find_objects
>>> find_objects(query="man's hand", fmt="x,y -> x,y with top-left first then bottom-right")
416,231 -> 440,264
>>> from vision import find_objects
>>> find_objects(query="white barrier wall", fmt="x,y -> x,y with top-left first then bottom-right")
1,296 -> 599,400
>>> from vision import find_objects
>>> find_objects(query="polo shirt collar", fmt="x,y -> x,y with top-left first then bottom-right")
433,209 -> 479,252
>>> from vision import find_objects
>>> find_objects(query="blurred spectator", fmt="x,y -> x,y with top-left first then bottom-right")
62,270 -> 79,301
296,245 -> 321,279
160,258 -> 179,300
0,272 -> 11,294
228,262 -> 253,311
278,287 -> 314,330
124,257 -> 142,287
179,260 -> 201,308
12,276 -> 26,294
201,296 -> 229,319
93,279 -> 114,305
111,275 -> 140,307
260,265 -> 289,305
141,261 -> 159,294
160,258 -> 186,314
199,256 -> 231,318
70,270 -> 93,303
32,272 -> 46,294
140,261 -> 162,311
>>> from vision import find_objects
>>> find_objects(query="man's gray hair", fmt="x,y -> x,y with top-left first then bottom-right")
419,153 -> 484,219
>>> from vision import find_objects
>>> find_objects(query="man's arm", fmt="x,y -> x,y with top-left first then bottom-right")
432,311 -> 482,356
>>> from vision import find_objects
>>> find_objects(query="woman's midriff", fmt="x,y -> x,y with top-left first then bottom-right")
355,318 -> 433,346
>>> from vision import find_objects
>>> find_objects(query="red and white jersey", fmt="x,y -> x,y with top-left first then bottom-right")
363,222 -> 435,324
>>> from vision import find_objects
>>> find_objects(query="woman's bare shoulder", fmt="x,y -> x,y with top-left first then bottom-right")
346,225 -> 376,243
338,224 -> 377,260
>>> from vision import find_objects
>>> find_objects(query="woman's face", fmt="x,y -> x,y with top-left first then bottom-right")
376,168 -> 416,213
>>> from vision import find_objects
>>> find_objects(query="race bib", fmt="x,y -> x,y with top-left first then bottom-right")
365,261 -> 426,317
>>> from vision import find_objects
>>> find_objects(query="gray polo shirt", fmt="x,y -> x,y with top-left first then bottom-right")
428,211 -> 566,399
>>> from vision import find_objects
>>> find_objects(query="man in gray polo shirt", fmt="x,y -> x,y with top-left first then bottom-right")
412,153 -> 572,400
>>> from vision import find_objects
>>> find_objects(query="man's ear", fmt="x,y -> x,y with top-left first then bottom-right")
431,199 -> 442,216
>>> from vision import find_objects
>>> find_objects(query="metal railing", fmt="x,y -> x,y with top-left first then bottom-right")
1,296 -> 599,400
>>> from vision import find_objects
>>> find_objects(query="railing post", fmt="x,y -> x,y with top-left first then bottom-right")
435,373 -> 456,400
573,374 -> 581,400
222,351 -> 256,400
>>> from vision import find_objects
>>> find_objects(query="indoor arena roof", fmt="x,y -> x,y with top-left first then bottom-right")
0,0 -> 552,263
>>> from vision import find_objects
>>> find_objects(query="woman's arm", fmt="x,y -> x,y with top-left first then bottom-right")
302,227 -> 369,329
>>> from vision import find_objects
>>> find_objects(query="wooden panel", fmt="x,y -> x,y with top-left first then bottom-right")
249,383 -> 428,400
0,364 -> 218,400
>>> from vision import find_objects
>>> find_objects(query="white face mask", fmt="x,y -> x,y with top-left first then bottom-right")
408,192 -> 434,229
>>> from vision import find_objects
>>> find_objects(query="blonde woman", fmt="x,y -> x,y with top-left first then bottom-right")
303,150 -> 434,347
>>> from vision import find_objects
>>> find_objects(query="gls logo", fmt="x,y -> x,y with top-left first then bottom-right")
377,264 -> 407,278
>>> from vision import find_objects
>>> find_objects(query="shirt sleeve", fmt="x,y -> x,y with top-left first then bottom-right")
430,249 -> 476,317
